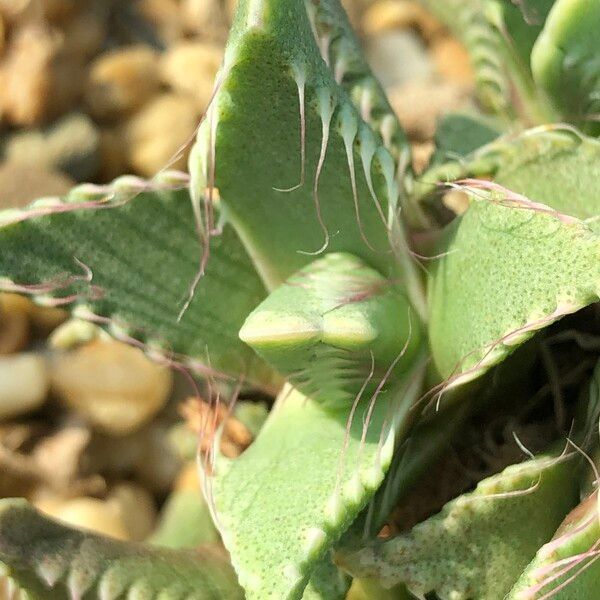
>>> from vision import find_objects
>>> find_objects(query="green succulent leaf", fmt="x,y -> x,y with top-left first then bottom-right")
302,556 -> 350,600
190,0 -> 424,314
428,195 -> 600,382
487,0 -> 555,69
531,0 -> 600,134
346,578 -> 412,600
338,450 -> 579,600
0,498 -> 243,600
150,487 -> 220,549
508,491 -> 600,599
211,373 -> 424,600
430,112 -> 501,165
418,126 -> 600,215
493,129 -> 600,222
0,173 -> 273,387
305,0 -> 411,173
240,253 -> 423,408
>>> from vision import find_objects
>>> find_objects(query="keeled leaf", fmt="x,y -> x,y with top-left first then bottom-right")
531,0 -> 600,134
0,173 -> 273,387
508,492 -> 600,599
0,498 -> 243,599
190,0 -> 424,313
428,196 -> 600,383
339,450 -> 579,600
211,374 -> 424,600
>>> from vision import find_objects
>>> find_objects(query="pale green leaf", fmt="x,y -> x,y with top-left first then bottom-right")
211,374 -> 424,600
0,173 -> 273,387
428,197 -> 600,382
508,492 -> 600,599
190,0 -> 424,315
0,498 -> 243,600
339,451 -> 579,599
531,0 -> 600,134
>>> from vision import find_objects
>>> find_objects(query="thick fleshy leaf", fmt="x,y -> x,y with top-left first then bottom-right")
212,373 -> 424,600
487,0 -> 555,70
0,498 -> 243,600
417,126 -> 600,219
302,556 -> 350,600
305,0 -> 411,171
428,196 -> 600,382
431,112 -> 501,165
531,0 -> 600,134
339,451 -> 579,599
346,578 -> 411,600
508,492 -> 600,599
493,129 -> 600,222
240,253 -> 422,408
190,0 -> 424,315
0,173 -> 273,386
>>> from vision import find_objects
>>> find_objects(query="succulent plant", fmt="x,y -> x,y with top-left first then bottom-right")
1,0 -> 600,598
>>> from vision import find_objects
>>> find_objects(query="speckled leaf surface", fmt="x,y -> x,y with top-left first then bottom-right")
0,174 -> 272,386
0,498 -> 243,600
532,0 -> 600,134
493,130 -> 600,222
191,0 -> 416,294
428,197 -> 600,381
417,127 -> 600,219
240,253 -> 423,408
508,492 -> 600,599
339,452 -> 579,599
211,379 -> 423,600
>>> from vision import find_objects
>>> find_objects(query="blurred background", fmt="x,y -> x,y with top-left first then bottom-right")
0,0 -> 475,558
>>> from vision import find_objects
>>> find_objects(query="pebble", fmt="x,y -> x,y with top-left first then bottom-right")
0,162 -> 73,208
431,36 -> 475,87
0,23 -> 61,126
443,189 -> 470,215
160,41 -> 222,110
0,294 -> 30,355
42,497 -> 130,540
362,0 -> 444,39
51,340 -> 173,436
3,112 -> 101,181
0,12 -> 5,55
181,0 -> 228,40
389,80 -> 472,141
61,2 -> 109,60
137,0 -> 185,44
98,127 -> 128,182
49,318 -> 105,350
134,423 -> 182,494
366,30 -> 433,89
84,46 -> 161,121
39,0 -> 79,23
124,93 -> 199,176
0,353 -> 48,420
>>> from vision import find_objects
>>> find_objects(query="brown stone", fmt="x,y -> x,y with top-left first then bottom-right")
362,0 -> 444,39
84,46 -> 161,121
0,162 -> 73,208
389,80 -> 472,141
51,340 -> 173,435
432,36 -> 475,87
124,93 -> 199,176
160,41 -> 222,110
